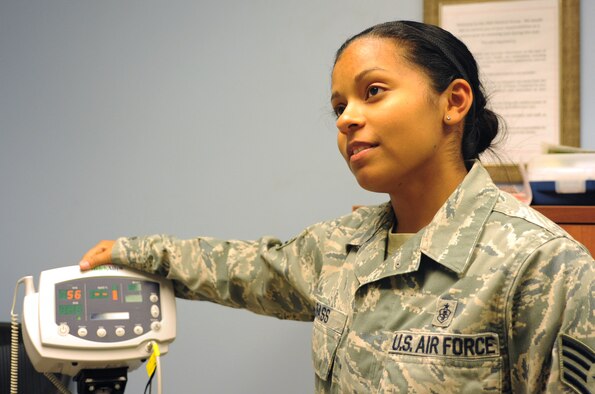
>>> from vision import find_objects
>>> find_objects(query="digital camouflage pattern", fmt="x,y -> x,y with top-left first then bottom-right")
112,163 -> 594,393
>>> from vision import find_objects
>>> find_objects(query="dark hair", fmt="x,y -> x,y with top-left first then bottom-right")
335,21 -> 500,169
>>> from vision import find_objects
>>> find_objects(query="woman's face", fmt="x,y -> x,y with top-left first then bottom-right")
331,37 -> 453,195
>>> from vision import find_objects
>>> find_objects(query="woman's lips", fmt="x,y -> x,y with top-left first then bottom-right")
349,143 -> 378,164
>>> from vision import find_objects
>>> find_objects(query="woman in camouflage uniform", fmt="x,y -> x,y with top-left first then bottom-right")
82,21 -> 594,393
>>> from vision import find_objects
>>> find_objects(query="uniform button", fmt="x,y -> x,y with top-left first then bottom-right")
115,327 -> 125,337
96,327 -> 107,338
134,325 -> 144,335
78,327 -> 88,337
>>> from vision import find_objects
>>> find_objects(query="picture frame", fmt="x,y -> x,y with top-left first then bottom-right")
424,0 -> 580,183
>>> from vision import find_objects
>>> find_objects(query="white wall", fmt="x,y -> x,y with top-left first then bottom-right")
1,1 -> 592,392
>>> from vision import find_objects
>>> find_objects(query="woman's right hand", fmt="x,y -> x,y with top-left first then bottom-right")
79,240 -> 116,271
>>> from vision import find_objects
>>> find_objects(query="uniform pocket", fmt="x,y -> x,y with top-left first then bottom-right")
378,354 -> 502,393
377,331 -> 503,393
311,301 -> 347,381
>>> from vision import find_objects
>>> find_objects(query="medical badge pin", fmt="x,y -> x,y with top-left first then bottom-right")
432,299 -> 458,328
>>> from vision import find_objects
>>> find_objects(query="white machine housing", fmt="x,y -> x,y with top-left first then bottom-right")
22,265 -> 176,376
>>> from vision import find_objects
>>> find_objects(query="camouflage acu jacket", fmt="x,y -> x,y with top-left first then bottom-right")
112,163 -> 594,393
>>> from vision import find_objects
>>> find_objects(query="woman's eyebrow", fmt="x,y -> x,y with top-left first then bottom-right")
354,67 -> 387,83
330,91 -> 341,103
331,67 -> 388,103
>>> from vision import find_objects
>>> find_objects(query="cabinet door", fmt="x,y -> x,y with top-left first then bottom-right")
532,206 -> 595,255
559,224 -> 595,255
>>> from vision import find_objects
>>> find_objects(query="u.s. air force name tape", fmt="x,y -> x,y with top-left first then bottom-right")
390,331 -> 500,358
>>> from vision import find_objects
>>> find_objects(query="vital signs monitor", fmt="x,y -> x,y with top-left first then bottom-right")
11,265 -> 176,393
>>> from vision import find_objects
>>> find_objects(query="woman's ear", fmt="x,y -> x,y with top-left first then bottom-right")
442,78 -> 473,126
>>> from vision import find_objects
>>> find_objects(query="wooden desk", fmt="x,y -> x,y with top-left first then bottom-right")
532,206 -> 595,254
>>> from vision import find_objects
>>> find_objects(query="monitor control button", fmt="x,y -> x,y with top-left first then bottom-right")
134,325 -> 144,335
58,323 -> 70,336
151,305 -> 160,318
115,327 -> 125,337
77,327 -> 88,337
97,327 -> 107,338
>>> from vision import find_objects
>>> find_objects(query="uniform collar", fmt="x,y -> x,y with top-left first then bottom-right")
419,162 -> 499,275
350,162 -> 499,283
347,203 -> 393,247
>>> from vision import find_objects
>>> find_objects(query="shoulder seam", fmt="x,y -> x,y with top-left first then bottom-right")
492,205 -> 564,240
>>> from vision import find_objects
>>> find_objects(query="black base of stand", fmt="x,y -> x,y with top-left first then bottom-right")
75,367 -> 128,394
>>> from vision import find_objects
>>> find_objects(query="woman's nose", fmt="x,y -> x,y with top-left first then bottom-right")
336,104 -> 364,134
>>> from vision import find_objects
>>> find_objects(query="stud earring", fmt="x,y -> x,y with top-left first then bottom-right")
446,115 -> 452,121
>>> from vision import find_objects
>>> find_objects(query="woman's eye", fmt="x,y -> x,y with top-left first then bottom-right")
333,105 -> 345,117
366,86 -> 385,99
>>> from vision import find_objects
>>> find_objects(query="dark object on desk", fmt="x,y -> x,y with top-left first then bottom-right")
527,153 -> 595,206
530,180 -> 595,205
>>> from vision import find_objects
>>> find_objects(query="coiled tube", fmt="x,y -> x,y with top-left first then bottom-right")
10,312 -> 19,394
10,276 -> 30,394
43,372 -> 71,394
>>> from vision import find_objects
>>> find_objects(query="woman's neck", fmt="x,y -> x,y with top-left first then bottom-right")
389,161 -> 467,233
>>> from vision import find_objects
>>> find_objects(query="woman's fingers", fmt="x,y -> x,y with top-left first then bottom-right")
79,240 -> 116,271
